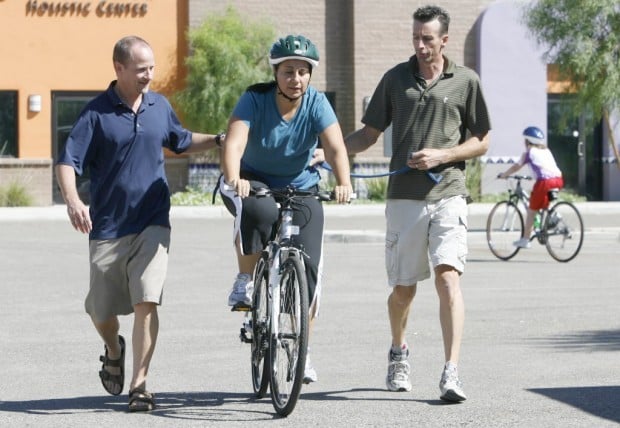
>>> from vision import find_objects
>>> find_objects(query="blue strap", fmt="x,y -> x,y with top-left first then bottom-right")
319,162 -> 442,184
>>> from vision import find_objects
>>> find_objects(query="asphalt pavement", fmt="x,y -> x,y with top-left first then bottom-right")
0,202 -> 619,427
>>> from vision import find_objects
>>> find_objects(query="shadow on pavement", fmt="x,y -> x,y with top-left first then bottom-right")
529,328 -> 620,352
300,387 -> 456,406
0,392 -> 271,420
0,388 -> 460,421
528,386 -> 620,424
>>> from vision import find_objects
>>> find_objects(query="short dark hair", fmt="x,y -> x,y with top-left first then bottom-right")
113,35 -> 150,65
413,5 -> 450,35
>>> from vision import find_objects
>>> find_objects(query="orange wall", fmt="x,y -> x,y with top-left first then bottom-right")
0,0 -> 188,158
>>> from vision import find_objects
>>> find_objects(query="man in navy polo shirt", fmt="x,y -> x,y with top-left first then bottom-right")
55,35 -> 222,411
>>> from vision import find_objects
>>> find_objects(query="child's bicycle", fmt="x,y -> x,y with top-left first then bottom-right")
486,175 -> 584,262
235,185 -> 354,417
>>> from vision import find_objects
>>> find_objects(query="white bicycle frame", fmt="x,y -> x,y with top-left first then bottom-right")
500,179 -> 531,231
267,205 -> 304,349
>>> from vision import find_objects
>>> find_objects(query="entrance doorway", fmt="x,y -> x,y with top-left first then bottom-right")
547,94 -> 602,200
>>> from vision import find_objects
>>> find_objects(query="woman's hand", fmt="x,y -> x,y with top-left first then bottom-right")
224,178 -> 251,198
233,178 -> 251,198
333,184 -> 353,204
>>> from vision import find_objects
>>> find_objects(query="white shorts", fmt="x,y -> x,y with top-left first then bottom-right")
385,196 -> 468,287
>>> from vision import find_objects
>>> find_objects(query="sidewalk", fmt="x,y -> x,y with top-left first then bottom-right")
2,201 -> 619,231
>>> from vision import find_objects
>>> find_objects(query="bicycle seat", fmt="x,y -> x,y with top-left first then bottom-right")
548,188 -> 559,201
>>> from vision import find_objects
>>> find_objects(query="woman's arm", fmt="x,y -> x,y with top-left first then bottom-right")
221,118 -> 251,197
320,122 -> 353,203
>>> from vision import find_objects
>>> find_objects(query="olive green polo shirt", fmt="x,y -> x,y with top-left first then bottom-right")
363,55 -> 491,201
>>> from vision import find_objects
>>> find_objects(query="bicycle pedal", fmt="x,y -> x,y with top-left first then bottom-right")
239,327 -> 252,344
230,302 -> 251,312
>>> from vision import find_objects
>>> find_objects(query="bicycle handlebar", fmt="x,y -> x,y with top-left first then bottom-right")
222,183 -> 357,202
251,186 -> 357,203
497,174 -> 533,180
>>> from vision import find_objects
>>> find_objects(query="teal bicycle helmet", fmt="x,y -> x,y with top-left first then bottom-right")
269,35 -> 319,68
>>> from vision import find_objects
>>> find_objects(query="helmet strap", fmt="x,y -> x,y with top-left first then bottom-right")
276,85 -> 303,102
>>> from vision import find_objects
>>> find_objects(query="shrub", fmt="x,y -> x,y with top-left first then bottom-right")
0,182 -> 33,207
366,177 -> 388,201
170,187 -> 214,206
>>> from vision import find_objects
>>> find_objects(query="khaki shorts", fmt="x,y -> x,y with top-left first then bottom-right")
86,225 -> 171,323
385,196 -> 468,287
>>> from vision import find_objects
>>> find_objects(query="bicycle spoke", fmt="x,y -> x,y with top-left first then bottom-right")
487,201 -> 523,260
544,202 -> 584,262
251,257 -> 270,397
270,256 -> 308,417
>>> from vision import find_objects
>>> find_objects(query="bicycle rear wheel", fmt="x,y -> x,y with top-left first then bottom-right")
251,255 -> 270,397
544,201 -> 584,262
486,201 -> 524,260
270,255 -> 308,417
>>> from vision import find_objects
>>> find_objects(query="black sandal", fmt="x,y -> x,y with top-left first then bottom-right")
128,387 -> 155,412
98,335 -> 125,396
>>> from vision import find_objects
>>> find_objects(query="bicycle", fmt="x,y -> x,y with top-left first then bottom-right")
235,185 -> 353,416
486,175 -> 584,262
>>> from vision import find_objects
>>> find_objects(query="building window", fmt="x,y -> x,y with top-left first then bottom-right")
52,91 -> 98,203
0,91 -> 18,157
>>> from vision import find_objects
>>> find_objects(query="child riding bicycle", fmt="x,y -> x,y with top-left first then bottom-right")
498,126 -> 564,248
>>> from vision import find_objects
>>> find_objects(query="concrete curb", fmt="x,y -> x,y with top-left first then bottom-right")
1,201 -> 619,222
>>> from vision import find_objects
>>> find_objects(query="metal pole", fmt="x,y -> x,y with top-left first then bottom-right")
577,114 -> 586,195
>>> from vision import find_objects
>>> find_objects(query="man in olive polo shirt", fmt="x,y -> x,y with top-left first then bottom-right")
345,5 -> 491,402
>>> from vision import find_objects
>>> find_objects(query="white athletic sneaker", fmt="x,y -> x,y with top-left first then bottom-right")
513,237 -> 531,249
227,273 -> 254,306
386,347 -> 412,392
303,354 -> 318,384
439,363 -> 467,402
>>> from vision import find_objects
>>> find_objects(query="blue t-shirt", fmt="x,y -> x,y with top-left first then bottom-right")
56,81 -> 192,240
233,85 -> 337,189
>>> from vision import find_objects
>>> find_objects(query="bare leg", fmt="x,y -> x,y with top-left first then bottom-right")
388,285 -> 416,347
92,315 -> 123,391
434,265 -> 464,364
235,236 -> 260,275
129,302 -> 159,391
524,208 -> 536,238
92,315 -> 122,357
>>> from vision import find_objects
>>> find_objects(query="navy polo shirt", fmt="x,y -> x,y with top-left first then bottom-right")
56,81 -> 192,240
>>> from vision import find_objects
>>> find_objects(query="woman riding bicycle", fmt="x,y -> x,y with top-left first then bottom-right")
498,126 -> 563,248
219,34 -> 353,382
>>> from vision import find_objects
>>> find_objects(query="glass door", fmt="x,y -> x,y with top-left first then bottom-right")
52,92 -> 98,203
547,94 -> 602,200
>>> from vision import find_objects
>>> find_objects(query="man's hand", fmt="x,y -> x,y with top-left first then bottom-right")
408,148 -> 446,170
309,148 -> 325,167
66,199 -> 92,234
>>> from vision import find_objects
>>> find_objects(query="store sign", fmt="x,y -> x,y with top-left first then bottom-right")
25,1 -> 148,17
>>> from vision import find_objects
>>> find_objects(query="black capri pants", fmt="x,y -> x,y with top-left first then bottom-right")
219,174 -> 325,310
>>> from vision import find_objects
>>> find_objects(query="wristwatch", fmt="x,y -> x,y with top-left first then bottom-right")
215,133 -> 225,147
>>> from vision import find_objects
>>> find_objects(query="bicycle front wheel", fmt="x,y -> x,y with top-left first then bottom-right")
486,201 -> 524,260
251,255 -> 270,397
270,255 -> 309,417
544,201 -> 584,262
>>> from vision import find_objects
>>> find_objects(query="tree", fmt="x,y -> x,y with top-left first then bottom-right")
174,7 -> 275,145
523,0 -> 620,165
